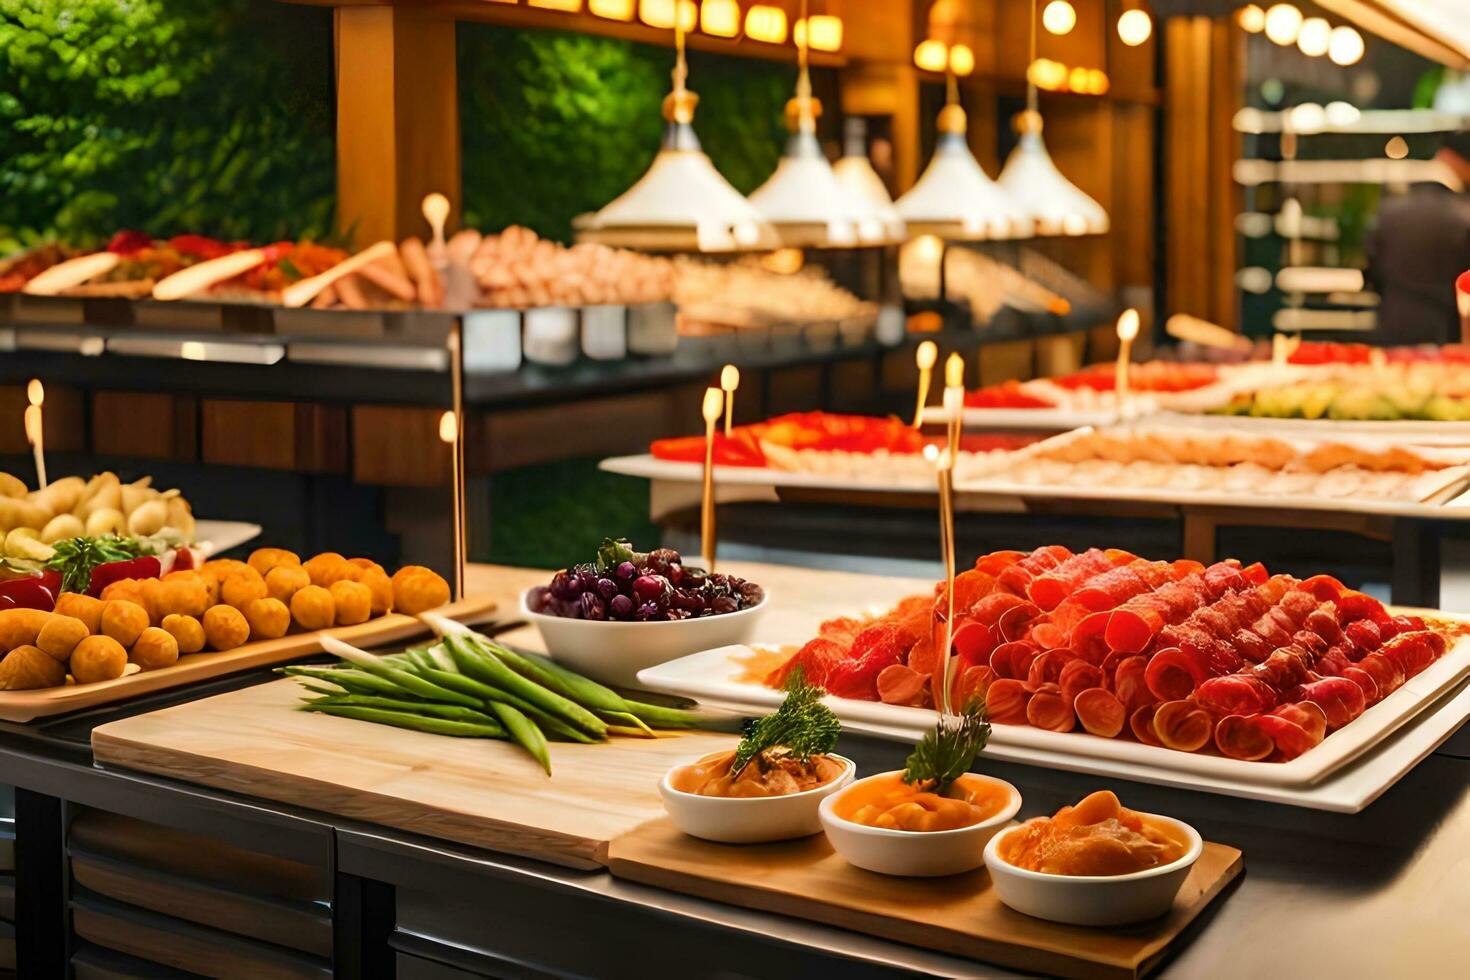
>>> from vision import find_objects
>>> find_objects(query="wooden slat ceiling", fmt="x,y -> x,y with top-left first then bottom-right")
1316,0 -> 1470,69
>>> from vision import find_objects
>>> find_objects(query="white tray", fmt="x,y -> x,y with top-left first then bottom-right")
195,519 -> 263,555
637,627 -> 1470,808
600,454 -> 940,494
1147,411 -> 1470,446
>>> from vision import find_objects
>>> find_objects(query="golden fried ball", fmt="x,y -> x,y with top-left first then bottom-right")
155,573 -> 211,620
392,568 -> 451,615
196,567 -> 221,607
0,645 -> 67,690
70,635 -> 128,684
36,614 -> 89,663
100,578 -> 147,608
243,597 -> 291,641
130,626 -> 179,670
219,569 -> 268,610
265,564 -> 311,605
348,557 -> 387,576
303,552 -> 349,588
357,566 -> 394,616
0,607 -> 50,650
161,614 -> 206,654
329,580 -> 372,626
100,600 -> 150,648
53,592 -> 104,634
248,547 -> 301,579
202,558 -> 251,580
202,605 -> 250,652
289,584 -> 336,631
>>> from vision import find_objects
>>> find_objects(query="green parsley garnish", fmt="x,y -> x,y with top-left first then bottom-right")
902,698 -> 991,795
44,535 -> 147,594
732,669 -> 841,775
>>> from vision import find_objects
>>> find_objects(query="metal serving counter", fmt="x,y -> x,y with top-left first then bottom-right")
0,564 -> 1467,977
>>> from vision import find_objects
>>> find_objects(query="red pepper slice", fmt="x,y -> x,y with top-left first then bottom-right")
87,556 -> 163,598
0,570 -> 62,611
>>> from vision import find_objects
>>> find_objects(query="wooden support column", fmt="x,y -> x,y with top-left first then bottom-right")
334,4 -> 461,244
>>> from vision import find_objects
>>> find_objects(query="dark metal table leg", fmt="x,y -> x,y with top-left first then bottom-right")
335,871 -> 396,980
14,789 -> 66,978
1392,519 -> 1442,609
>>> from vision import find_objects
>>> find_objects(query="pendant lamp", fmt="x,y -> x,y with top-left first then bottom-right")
577,18 -> 776,252
996,0 -> 1110,236
832,119 -> 907,240
747,0 -> 895,247
895,69 -> 1032,240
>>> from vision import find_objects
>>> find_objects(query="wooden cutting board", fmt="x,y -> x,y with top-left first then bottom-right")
92,678 -> 737,870
0,594 -> 496,723
608,820 -> 1242,980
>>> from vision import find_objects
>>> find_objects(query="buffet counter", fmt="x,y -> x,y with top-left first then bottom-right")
1,562 -> 1468,977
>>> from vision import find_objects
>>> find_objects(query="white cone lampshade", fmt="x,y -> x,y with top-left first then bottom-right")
749,128 -> 901,246
896,106 -> 1032,240
997,112 -> 1109,236
833,121 -> 906,241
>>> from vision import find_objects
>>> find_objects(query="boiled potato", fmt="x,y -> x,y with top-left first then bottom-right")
0,473 -> 27,498
39,513 -> 84,544
84,508 -> 127,537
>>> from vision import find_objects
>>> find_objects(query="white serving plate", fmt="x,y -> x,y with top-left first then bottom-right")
600,454 -> 942,494
1146,411 -> 1470,446
637,626 -> 1470,809
194,519 -> 263,555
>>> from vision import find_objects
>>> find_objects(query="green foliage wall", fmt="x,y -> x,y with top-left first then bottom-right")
0,0 -> 336,253
458,23 -> 793,242
1,5 -> 792,251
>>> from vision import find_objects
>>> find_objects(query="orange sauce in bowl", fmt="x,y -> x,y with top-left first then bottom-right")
670,750 -> 846,798
833,772 -> 1012,832
998,790 -> 1188,876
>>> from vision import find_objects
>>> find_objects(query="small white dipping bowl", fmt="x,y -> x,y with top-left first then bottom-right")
819,771 -> 1022,878
984,813 -> 1203,926
521,587 -> 767,688
660,755 -> 856,844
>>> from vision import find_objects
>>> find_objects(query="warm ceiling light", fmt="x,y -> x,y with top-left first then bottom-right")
528,0 -> 582,10
1264,4 -> 1302,46
948,43 -> 975,77
794,15 -> 843,52
1328,25 -> 1364,66
700,0 -> 739,37
1117,9 -> 1152,47
914,39 -> 948,73
590,0 -> 635,19
1068,66 -> 1089,92
1296,17 -> 1330,57
1238,5 -> 1266,33
745,5 -> 787,43
639,0 -> 694,30
1042,1 -> 1076,36
1087,69 -> 1109,95
1385,135 -> 1409,159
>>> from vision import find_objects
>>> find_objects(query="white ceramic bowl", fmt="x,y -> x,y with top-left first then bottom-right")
819,771 -> 1022,877
984,813 -> 1203,926
521,588 -> 767,688
660,755 -> 856,843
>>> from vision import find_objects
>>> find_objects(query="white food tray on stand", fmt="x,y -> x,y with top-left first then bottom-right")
194,519 -> 263,555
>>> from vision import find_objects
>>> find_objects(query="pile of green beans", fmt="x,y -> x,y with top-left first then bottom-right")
281,629 -> 734,775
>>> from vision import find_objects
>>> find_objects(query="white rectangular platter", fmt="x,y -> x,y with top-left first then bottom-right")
637,628 -> 1470,811
600,454 -> 940,494
1146,411 -> 1470,446
195,519 -> 263,555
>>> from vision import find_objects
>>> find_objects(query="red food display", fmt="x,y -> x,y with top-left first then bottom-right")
768,546 -> 1465,763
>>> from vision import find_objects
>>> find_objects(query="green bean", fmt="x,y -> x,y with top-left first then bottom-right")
620,698 -> 740,731
334,652 -> 484,708
597,710 -> 654,736
446,635 -> 606,736
278,666 -> 405,698
302,703 -> 505,738
304,695 -> 501,725
475,639 -> 628,714
413,667 -> 601,743
505,646 -> 732,729
489,702 -> 551,775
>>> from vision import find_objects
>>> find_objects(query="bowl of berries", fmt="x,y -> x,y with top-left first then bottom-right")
522,538 -> 767,687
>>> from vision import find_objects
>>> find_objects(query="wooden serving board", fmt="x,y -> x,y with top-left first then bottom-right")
608,820 -> 1242,980
0,594 -> 496,723
92,678 -> 737,870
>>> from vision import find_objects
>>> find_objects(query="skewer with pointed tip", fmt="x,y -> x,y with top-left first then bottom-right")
24,379 -> 46,490
700,387 -> 724,571
1114,308 -> 1140,418
423,192 -> 451,268
943,352 -> 965,458
720,365 -> 740,438
912,340 -> 938,428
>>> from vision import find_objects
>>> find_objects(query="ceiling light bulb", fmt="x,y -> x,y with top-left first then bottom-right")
1238,5 -> 1266,33
745,5 -> 788,43
914,39 -> 948,73
1042,1 -> 1076,36
1328,26 -> 1364,66
1296,17 -> 1330,57
1263,4 -> 1302,46
1117,9 -> 1152,47
700,0 -> 739,37
590,0 -> 634,20
948,43 -> 975,77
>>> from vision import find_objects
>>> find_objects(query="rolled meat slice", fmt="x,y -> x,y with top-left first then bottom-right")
1215,714 -> 1275,761
877,663 -> 931,707
1102,572 -> 1211,653
1074,687 -> 1125,737
1356,652 -> 1406,701
1025,648 -> 1076,692
1112,655 -> 1153,713
1060,659 -> 1106,705
1378,630 -> 1445,678
1130,703 -> 1164,746
996,544 -> 1074,595
1152,700 -> 1214,752
1025,683 -> 1077,732
985,678 -> 1030,724
1026,548 -> 1133,611
975,550 -> 1027,575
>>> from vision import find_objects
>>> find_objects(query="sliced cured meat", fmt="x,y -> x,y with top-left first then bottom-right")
1303,605 -> 1345,646
942,569 -> 999,616
1153,700 -> 1213,752
970,592 -> 1032,626
824,623 -> 910,699
1025,648 -> 1076,692
951,664 -> 994,709
1290,629 -> 1329,659
1357,652 -> 1406,700
1028,621 -> 1068,650
948,621 -> 994,670
1025,683 -> 1077,732
1202,559 -> 1247,599
1342,666 -> 1379,705
997,601 -> 1043,643
908,632 -> 938,676
1195,673 -> 1276,715
1315,645 -> 1352,678
975,550 -> 1026,575
1215,714 -> 1274,761
1130,703 -> 1164,746
1343,619 -> 1382,657
1144,647 -> 1206,701
1390,613 -> 1428,635
1245,645 -> 1315,697
989,640 -> 1039,680
1074,687 -> 1125,737
817,615 -> 868,647
1060,659 -> 1106,705
1338,591 -> 1390,626
1251,712 -> 1320,760
1378,630 -> 1445,678
768,637 -> 845,687
1112,656 -> 1152,713
1069,560 -> 1169,611
985,678 -> 1030,724
1240,562 -> 1269,586
1231,628 -> 1273,664
1103,573 -> 1210,653
1273,701 -> 1328,742
1300,574 -> 1345,602
877,663 -> 931,706
1026,548 -> 1132,611
996,545 -> 1074,595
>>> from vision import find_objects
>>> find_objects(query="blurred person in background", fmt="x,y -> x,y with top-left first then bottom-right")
1364,129 -> 1470,345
